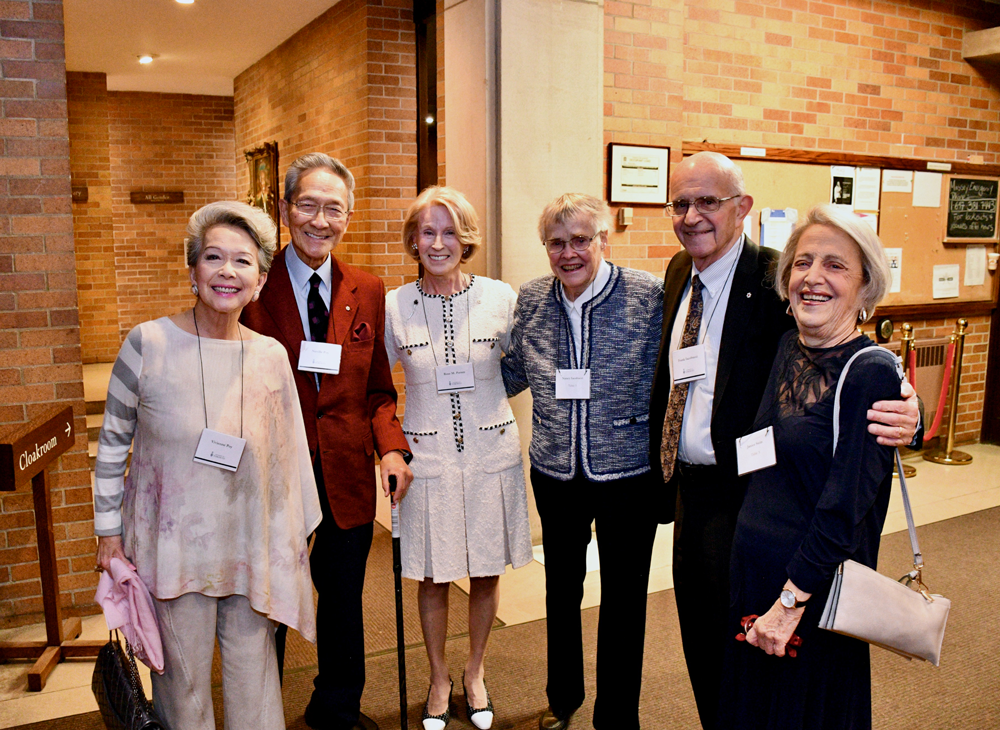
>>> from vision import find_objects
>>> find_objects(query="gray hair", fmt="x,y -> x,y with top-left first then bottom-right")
775,204 -> 891,322
283,152 -> 355,211
184,201 -> 277,273
537,193 -> 612,241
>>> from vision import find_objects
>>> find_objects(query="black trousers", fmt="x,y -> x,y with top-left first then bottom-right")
530,467 -> 657,730
671,462 -> 741,730
278,457 -> 374,729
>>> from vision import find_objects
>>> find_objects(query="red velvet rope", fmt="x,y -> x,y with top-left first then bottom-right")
923,340 -> 956,441
907,349 -> 917,391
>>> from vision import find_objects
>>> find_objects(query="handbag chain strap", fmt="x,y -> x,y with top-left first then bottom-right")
832,345 -> 933,598
113,628 -> 150,715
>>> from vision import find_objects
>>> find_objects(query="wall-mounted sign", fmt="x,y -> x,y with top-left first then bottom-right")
607,143 -> 670,206
130,191 -> 185,205
71,187 -> 88,203
0,405 -> 75,491
945,177 -> 998,242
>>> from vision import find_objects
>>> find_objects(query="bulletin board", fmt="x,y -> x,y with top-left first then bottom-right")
732,158 -> 997,308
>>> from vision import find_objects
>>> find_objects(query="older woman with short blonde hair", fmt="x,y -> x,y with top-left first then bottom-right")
386,186 -> 531,730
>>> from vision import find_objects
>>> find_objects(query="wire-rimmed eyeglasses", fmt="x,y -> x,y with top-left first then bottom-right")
543,232 -> 599,255
665,195 -> 740,217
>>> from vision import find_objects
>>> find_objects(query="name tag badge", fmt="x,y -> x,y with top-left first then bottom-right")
671,344 -> 708,384
194,428 -> 247,472
736,426 -> 777,476
436,363 -> 476,394
555,369 -> 591,400
298,341 -> 342,375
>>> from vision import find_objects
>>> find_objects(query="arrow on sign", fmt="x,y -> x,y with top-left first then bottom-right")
65,422 -> 71,438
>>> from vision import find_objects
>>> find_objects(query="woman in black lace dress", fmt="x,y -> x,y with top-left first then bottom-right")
718,205 -> 900,729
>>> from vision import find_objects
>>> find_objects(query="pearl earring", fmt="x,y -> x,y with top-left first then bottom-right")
252,291 -> 259,302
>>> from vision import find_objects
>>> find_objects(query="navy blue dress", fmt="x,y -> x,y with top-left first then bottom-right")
718,332 -> 899,730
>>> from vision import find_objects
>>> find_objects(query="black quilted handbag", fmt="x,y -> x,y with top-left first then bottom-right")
91,630 -> 166,730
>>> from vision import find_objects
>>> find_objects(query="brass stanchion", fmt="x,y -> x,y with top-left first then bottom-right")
895,323 -> 917,478
924,319 -> 973,465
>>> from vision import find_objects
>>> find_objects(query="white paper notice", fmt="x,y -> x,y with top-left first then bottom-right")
882,170 -> 913,193
760,208 -> 797,251
885,248 -> 902,293
854,168 -> 881,210
856,212 -> 879,234
831,166 -> 856,208
932,264 -> 960,299
965,245 -> 987,287
913,172 -> 943,208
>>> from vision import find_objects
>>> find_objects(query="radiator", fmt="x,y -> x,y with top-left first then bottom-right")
884,337 -> 950,424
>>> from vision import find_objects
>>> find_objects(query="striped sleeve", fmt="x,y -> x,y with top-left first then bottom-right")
93,326 -> 143,536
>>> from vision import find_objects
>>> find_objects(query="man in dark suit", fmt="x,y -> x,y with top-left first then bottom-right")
648,151 -> 919,729
242,153 -> 412,730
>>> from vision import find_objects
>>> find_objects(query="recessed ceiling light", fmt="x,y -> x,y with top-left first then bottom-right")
425,115 -> 435,125
176,0 -> 194,4
138,55 -> 155,64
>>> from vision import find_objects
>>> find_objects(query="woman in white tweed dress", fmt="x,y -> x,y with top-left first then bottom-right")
385,187 -> 531,730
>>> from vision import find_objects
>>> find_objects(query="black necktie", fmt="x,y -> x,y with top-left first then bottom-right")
307,273 -> 329,343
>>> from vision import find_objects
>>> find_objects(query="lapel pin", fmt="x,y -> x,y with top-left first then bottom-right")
346,305 -> 351,311
746,292 -> 751,298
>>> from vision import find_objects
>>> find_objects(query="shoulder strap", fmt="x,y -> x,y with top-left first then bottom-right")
832,345 -> 923,569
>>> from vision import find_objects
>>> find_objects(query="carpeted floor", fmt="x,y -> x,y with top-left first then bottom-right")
15,507 -> 999,729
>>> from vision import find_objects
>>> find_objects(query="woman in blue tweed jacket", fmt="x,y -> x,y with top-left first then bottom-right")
501,194 -> 664,730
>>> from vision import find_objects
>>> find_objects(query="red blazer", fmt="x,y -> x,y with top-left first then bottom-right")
241,247 -> 410,529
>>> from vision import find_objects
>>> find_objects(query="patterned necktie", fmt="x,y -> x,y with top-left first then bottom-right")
307,273 -> 329,343
660,275 -> 704,482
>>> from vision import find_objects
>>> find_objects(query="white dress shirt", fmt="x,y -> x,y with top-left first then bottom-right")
669,236 -> 745,465
560,258 -> 611,365
284,243 -> 333,342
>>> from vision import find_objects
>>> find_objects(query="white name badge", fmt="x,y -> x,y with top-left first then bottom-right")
736,426 -> 777,476
672,344 -> 708,384
194,428 -> 247,472
298,341 -> 342,375
555,369 -> 591,400
436,363 -> 476,394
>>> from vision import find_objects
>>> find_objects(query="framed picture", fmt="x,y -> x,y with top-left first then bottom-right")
607,143 -> 670,206
245,142 -> 280,241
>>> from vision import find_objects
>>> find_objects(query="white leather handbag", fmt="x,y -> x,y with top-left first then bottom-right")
817,346 -> 951,666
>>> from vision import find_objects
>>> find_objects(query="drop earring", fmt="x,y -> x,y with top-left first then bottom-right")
252,291 -> 259,302
191,284 -> 199,297
858,307 -> 867,322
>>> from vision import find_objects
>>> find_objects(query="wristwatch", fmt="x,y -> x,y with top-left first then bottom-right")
779,589 -> 808,609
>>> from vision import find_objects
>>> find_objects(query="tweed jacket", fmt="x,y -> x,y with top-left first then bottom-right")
502,263 -> 664,482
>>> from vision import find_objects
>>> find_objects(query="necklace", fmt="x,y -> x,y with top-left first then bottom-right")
192,307 -> 245,438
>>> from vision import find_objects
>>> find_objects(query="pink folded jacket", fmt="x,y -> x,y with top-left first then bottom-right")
95,557 -> 164,674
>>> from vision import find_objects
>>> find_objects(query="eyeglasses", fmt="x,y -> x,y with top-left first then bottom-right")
291,201 -> 349,221
543,232 -> 599,254
665,195 -> 740,217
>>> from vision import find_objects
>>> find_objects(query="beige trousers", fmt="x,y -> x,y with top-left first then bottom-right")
151,592 -> 284,730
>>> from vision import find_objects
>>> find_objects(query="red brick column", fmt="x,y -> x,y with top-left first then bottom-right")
1,0 -> 98,621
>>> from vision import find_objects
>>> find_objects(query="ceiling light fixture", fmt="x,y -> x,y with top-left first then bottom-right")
138,54 -> 156,64
176,0 -> 195,4
425,115 -> 435,125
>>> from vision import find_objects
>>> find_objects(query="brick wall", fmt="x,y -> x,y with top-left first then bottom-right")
1,0 -> 97,620
67,71 -> 116,363
234,0 -> 420,291
602,0 -> 1000,442
108,91 -> 236,341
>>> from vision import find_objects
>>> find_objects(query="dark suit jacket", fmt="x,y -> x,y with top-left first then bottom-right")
241,248 -> 410,530
648,237 -> 794,523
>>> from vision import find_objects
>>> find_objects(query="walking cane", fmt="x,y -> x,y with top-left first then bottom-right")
389,475 -> 408,729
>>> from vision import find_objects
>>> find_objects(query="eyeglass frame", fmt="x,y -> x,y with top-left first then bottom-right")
664,195 -> 741,218
289,200 -> 350,221
542,231 -> 601,255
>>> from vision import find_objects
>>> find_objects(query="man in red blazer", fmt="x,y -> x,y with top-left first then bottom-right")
242,153 -> 412,730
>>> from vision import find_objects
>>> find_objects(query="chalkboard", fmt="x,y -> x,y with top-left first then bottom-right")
946,177 -> 998,240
